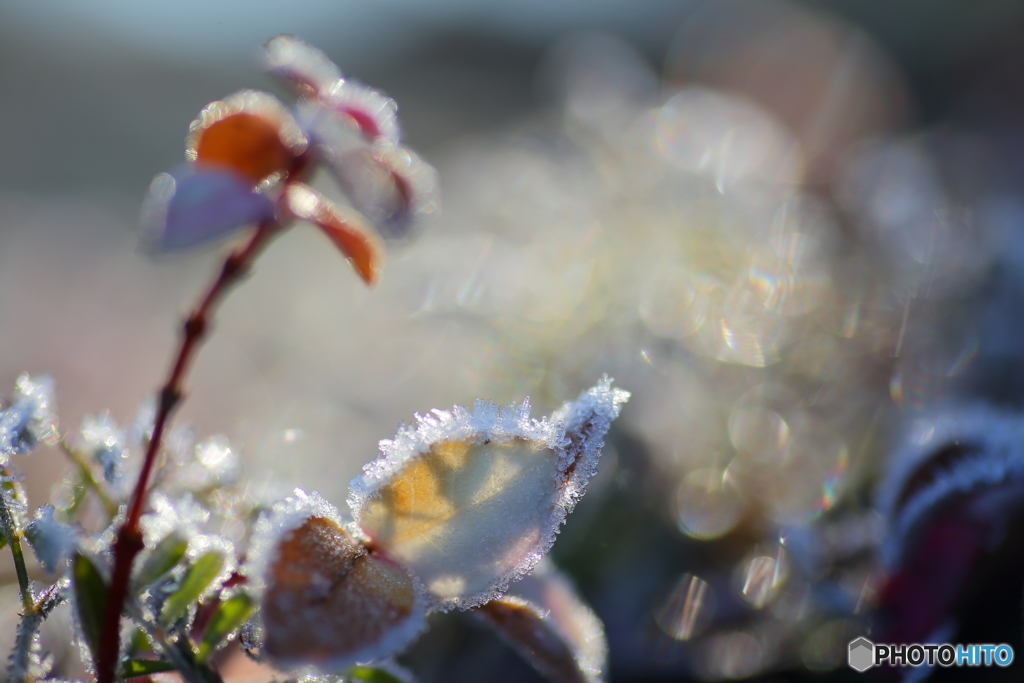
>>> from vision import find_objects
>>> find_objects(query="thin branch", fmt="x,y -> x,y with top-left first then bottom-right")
8,579 -> 68,683
1,466 -> 33,611
96,222 -> 281,683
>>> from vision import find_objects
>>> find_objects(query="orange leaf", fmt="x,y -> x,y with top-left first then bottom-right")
286,184 -> 383,285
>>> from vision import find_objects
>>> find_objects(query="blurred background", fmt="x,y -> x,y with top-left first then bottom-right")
4,0 -> 1024,680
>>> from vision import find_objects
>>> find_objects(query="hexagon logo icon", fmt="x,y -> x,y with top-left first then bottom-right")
848,637 -> 875,672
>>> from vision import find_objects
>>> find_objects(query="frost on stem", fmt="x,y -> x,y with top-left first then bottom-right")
244,490 -> 427,671
349,377 -> 629,610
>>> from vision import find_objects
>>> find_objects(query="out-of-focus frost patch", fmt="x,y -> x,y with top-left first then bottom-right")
349,378 -> 628,610
479,559 -> 607,683
140,492 -> 211,547
0,374 -> 57,458
25,505 -> 76,573
653,89 -> 804,190
245,489 -> 427,671
165,435 -> 240,491
78,412 -> 129,484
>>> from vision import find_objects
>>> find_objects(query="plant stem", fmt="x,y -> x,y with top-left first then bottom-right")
8,580 -> 67,683
125,602 -> 224,683
0,466 -> 33,610
96,223 -> 280,683
58,437 -> 118,519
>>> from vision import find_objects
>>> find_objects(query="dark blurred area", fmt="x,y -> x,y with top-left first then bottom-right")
6,1 -> 1024,681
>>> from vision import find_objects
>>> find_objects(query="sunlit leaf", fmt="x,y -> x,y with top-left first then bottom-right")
72,553 -> 108,665
349,379 -> 629,610
357,436 -> 560,607
160,551 -> 225,627
195,593 -> 254,662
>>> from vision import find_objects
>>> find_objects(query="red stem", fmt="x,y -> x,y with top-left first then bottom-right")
96,222 -> 280,683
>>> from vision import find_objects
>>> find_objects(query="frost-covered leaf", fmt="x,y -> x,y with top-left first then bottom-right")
320,81 -> 400,143
72,553 -> 108,666
286,183 -> 383,285
349,378 -> 628,610
138,494 -> 235,592
327,144 -> 438,241
25,504 -> 76,572
263,34 -> 343,97
160,550 -> 226,627
877,403 -> 1024,566
195,593 -> 254,662
140,165 -> 276,252
119,659 -> 177,679
244,490 -> 426,670
477,560 -> 607,683
875,404 -> 1024,643
135,532 -> 188,588
186,90 -> 306,183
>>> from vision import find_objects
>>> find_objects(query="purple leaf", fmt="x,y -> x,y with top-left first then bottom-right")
140,165 -> 275,251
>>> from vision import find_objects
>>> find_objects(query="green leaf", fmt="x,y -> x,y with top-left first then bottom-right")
195,593 -> 254,662
118,658 -> 177,679
126,627 -> 152,658
72,553 -> 108,665
136,533 -> 188,588
160,551 -> 225,627
345,665 -> 405,683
